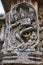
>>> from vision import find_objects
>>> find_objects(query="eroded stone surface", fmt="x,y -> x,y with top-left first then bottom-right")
1,1 -> 43,65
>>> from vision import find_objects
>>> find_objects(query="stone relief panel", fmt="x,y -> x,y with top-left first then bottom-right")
2,2 -> 43,65
3,2 -> 39,52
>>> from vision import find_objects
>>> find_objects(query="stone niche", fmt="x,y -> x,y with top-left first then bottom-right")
2,1 -> 43,65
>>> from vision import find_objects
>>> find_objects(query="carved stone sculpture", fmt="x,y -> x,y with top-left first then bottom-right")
2,1 -> 43,65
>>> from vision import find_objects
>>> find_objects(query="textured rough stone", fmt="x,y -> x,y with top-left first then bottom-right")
0,0 -> 43,65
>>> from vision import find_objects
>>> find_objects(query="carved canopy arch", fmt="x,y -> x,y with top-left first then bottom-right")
3,2 -> 39,52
